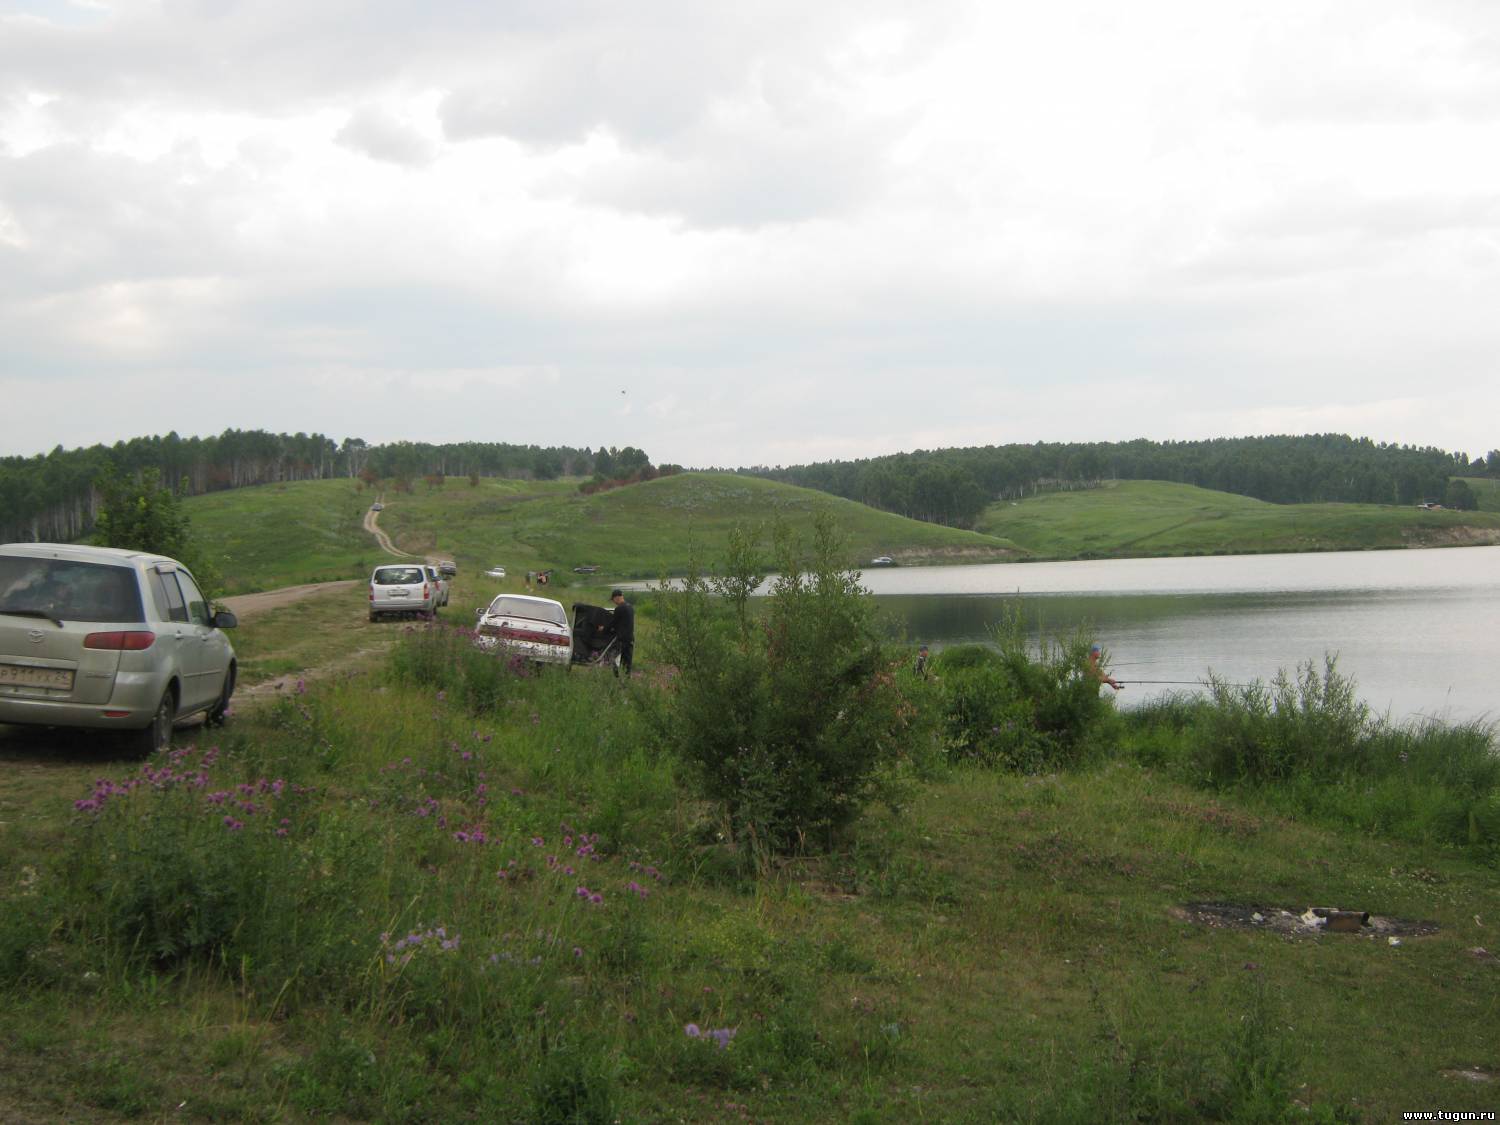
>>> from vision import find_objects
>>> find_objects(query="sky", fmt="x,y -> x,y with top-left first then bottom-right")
2,0 -> 1498,469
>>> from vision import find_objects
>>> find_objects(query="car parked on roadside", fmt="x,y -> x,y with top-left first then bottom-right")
0,543 -> 238,754
369,563 -> 437,621
438,560 -> 457,577
371,503 -> 384,511
484,566 -> 506,579
473,594 -> 571,666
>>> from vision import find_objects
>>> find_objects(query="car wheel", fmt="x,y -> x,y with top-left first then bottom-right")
369,610 -> 379,622
128,689 -> 175,758
206,663 -> 236,727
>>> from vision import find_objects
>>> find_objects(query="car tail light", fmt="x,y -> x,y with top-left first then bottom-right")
84,630 -> 157,651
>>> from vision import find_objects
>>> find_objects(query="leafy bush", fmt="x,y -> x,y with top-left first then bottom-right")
650,516 -> 928,860
933,614 -> 1120,771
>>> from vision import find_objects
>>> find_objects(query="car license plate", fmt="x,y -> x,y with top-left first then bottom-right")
0,663 -> 74,690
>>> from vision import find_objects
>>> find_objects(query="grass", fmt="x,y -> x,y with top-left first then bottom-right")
186,472 -> 1021,596
975,479 -> 1500,559
183,478 -> 387,594
1460,476 -> 1500,513
1,619 -> 1497,1121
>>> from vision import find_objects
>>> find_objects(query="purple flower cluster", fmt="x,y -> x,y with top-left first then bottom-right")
574,885 -> 604,905
452,826 -> 488,844
380,925 -> 462,965
626,860 -> 665,883
70,745 -> 307,835
684,1024 -> 738,1049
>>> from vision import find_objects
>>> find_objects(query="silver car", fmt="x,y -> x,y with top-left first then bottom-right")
369,563 -> 437,621
0,543 -> 238,754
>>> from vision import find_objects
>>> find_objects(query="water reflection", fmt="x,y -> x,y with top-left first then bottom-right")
865,547 -> 1500,724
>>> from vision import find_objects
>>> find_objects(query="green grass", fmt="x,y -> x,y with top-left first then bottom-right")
192,473 -> 1021,595
1,622 -> 1497,1121
186,475 -> 1500,599
182,478 -> 386,594
976,479 -> 1500,559
1460,476 -> 1500,512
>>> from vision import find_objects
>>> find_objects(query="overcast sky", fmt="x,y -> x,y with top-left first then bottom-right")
2,0 -> 1498,468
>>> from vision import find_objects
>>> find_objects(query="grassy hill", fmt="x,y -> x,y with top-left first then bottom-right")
1460,476 -> 1500,512
186,473 -> 1021,595
975,479 -> 1500,559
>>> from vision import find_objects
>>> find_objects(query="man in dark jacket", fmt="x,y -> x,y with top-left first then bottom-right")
610,589 -> 635,677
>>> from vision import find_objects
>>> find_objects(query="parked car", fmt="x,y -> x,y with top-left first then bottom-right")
473,594 -> 571,666
572,565 -> 600,574
0,543 -> 238,754
484,566 -> 506,579
371,503 -> 384,511
369,563 -> 437,621
438,560 -> 458,577
423,564 -> 450,607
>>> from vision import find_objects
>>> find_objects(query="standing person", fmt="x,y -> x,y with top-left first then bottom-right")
1087,643 -> 1122,692
914,644 -> 931,679
610,589 -> 635,677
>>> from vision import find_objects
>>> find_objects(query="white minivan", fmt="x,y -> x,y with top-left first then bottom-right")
369,564 -> 437,621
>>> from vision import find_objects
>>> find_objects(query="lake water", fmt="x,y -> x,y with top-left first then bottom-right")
856,546 -> 1500,724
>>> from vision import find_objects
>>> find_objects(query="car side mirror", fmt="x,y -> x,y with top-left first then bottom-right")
212,609 -> 239,630
475,607 -> 485,619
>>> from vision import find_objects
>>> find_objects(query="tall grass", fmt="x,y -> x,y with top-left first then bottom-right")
2,619 -> 1495,1119
1123,658 -> 1500,857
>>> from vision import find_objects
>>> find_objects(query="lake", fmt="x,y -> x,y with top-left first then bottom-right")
856,546 -> 1500,724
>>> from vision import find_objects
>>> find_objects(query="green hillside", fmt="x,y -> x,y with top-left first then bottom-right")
975,479 -> 1500,559
186,473 -> 1020,594
379,472 -> 1020,584
1460,476 -> 1500,512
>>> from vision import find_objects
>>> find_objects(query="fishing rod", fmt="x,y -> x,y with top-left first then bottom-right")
1117,678 -> 1254,688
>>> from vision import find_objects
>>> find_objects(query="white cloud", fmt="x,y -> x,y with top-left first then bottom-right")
3,0 -> 1500,467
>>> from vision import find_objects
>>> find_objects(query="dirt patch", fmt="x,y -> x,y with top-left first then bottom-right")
1171,901 -> 1440,939
222,580 -> 360,621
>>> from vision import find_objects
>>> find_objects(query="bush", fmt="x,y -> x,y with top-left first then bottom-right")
933,614 -> 1120,771
650,516 -> 928,860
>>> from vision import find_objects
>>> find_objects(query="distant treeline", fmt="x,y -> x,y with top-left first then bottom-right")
0,430 -> 647,543
742,435 -> 1500,529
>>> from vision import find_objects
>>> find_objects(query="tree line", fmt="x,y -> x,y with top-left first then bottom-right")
0,430 -> 645,544
741,435 -> 1500,529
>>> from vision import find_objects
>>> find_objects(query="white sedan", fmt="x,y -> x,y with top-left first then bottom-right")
484,566 -> 506,579
473,594 -> 571,666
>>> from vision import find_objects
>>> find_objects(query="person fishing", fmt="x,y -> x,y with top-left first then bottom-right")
914,644 -> 931,679
1087,642 -> 1122,692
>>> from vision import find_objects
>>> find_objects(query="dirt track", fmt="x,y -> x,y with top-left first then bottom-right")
221,580 -> 361,621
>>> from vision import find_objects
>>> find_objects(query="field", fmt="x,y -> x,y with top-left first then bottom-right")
975,479 -> 1500,559
186,473 -> 1020,595
1461,476 -> 1500,512
1,607 -> 1497,1121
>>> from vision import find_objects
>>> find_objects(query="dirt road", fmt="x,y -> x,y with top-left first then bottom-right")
221,580 -> 361,621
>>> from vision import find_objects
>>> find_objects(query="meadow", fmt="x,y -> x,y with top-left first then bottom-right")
0,569 -> 1497,1121
182,473 -> 1019,596
1461,476 -> 1500,513
975,480 -> 1500,559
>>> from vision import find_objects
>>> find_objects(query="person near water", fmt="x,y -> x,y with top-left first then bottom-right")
610,588 -> 635,677
1087,642 -> 1122,691
914,644 -> 931,679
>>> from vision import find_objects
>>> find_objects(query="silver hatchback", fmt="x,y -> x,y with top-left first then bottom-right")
0,543 -> 238,754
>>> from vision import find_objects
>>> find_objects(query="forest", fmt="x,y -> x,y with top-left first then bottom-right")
0,430 -> 649,544
742,435 -> 1500,528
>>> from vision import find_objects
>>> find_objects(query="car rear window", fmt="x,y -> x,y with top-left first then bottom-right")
373,567 -> 425,585
485,597 -> 567,626
0,556 -> 145,623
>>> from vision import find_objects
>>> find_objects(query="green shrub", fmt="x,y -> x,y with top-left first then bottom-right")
650,516 -> 928,859
933,615 -> 1120,771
